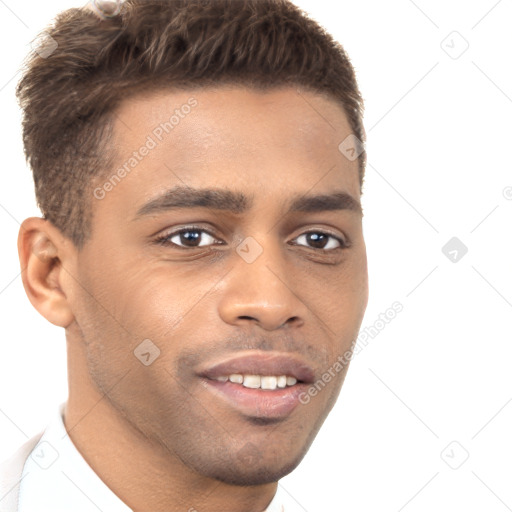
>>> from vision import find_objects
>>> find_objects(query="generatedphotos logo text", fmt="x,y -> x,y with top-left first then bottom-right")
299,301 -> 403,404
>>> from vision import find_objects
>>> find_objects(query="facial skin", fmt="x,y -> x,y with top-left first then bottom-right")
18,86 -> 368,512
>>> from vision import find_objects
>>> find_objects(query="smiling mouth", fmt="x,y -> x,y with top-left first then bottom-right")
197,351 -> 315,419
211,374 -> 300,390
201,377 -> 310,419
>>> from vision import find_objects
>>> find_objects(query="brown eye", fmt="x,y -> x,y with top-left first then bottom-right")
293,232 -> 345,251
155,228 -> 220,249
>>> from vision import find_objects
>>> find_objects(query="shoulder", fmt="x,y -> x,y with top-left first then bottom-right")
0,432 -> 44,512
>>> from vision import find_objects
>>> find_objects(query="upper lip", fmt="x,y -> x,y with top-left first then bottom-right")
198,352 -> 315,384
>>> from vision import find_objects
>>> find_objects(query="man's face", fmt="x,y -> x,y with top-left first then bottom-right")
68,86 -> 368,485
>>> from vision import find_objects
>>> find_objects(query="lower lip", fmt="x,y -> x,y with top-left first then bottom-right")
202,379 -> 307,419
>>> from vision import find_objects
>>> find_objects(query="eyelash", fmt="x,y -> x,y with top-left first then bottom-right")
153,225 -> 349,252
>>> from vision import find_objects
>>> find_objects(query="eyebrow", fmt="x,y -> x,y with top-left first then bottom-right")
134,185 -> 362,219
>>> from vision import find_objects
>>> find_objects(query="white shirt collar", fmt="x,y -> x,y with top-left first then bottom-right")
18,401 -> 306,512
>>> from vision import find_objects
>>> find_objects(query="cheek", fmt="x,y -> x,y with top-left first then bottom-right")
301,258 -> 367,323
115,273 -> 202,344
90,258 -> 182,330
296,260 -> 368,381
69,266 -> 171,386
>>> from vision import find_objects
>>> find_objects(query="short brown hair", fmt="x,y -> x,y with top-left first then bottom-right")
16,0 -> 366,249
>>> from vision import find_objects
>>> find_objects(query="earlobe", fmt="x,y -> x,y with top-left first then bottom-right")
17,217 -> 75,328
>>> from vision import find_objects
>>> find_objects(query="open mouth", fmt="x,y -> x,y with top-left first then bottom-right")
211,374 -> 300,390
202,377 -> 309,419
198,352 -> 315,419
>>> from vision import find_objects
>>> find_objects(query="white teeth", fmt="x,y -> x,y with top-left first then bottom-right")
261,376 -> 277,390
277,375 -> 287,388
286,376 -> 297,386
214,374 -> 299,389
243,375 -> 261,389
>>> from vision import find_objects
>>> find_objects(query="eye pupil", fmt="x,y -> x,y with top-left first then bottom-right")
181,230 -> 201,246
307,232 -> 328,249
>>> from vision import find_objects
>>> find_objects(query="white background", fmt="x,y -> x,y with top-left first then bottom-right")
1,1 -> 511,510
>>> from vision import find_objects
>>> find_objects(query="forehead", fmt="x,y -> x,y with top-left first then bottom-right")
103,86 -> 361,212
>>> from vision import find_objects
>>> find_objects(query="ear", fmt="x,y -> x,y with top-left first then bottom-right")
17,217 -> 75,328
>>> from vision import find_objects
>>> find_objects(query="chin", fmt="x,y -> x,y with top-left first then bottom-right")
190,437 -> 314,487
205,456 -> 302,486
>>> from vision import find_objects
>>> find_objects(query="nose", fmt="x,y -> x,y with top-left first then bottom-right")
217,237 -> 308,331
